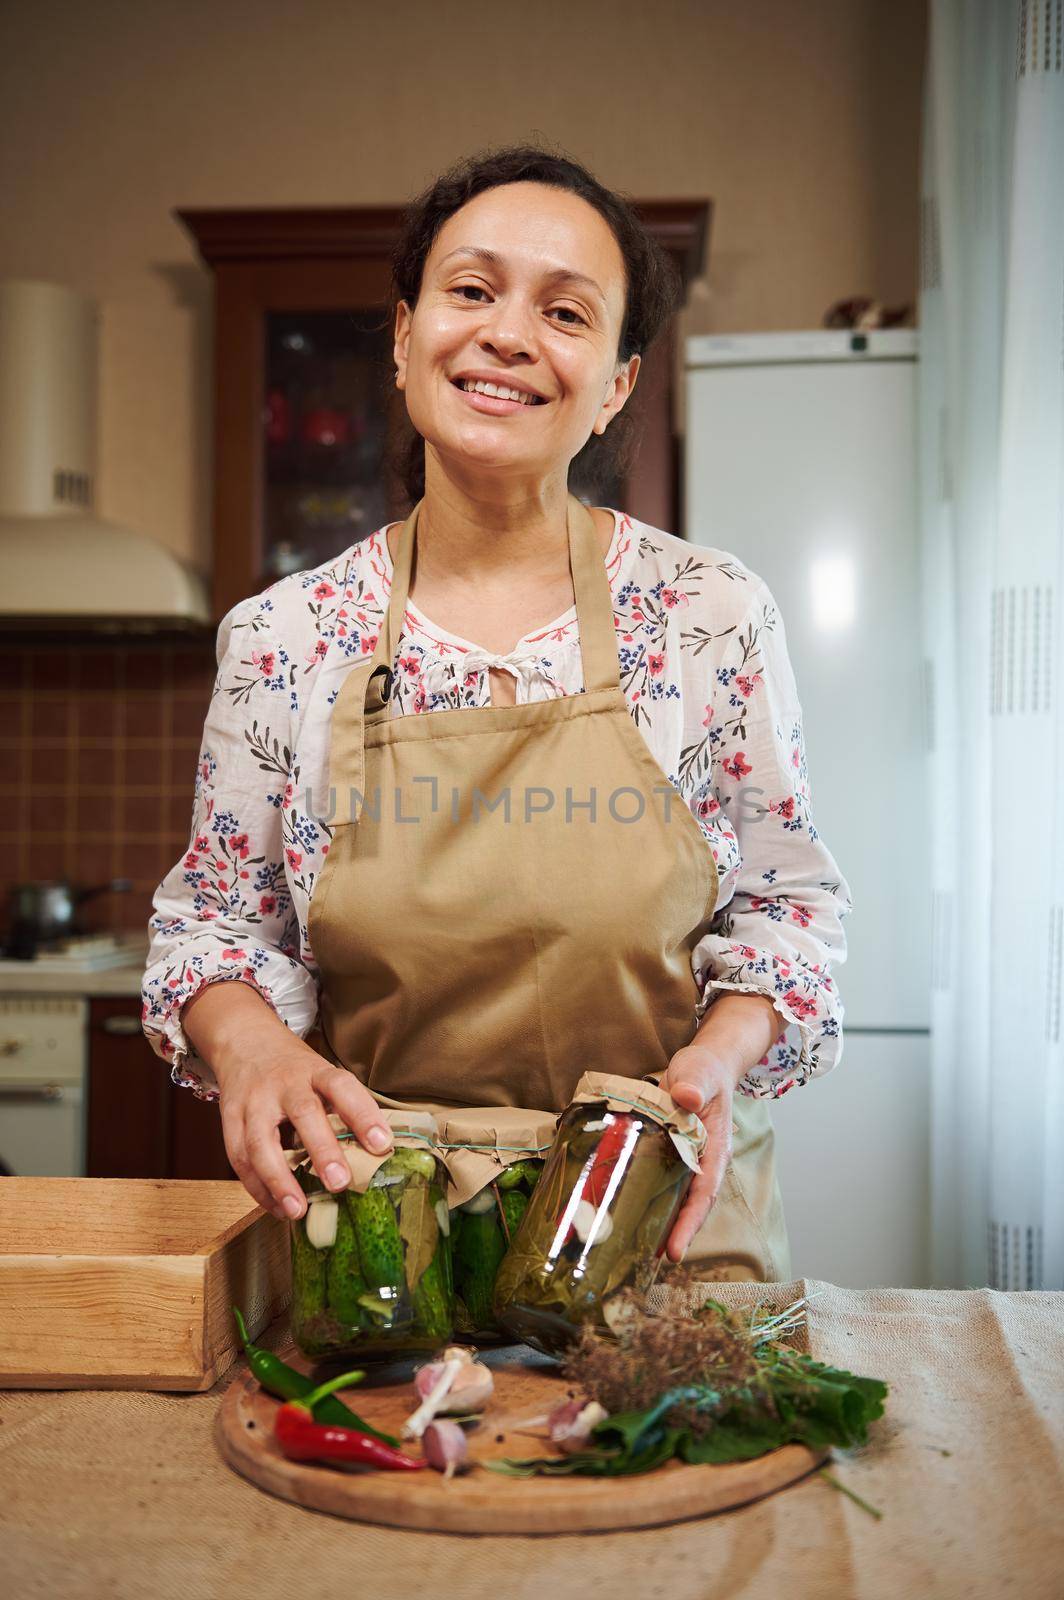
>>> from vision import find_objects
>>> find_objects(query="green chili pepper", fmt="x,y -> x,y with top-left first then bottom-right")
231,1307 -> 399,1446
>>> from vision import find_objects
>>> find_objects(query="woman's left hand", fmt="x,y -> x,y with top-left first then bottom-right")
658,1044 -> 740,1261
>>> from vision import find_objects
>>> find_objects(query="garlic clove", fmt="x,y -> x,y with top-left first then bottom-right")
572,1199 -> 613,1246
422,1419 -> 469,1477
304,1196 -> 339,1249
549,1398 -> 609,1453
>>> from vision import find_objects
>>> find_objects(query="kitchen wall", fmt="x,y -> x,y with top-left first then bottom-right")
0,643 -> 214,934
0,0 -> 926,928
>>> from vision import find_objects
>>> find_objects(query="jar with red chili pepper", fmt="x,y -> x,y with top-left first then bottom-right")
491,1073 -> 706,1355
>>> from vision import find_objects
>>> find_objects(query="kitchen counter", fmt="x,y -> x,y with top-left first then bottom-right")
0,942 -> 147,998
2,1278 -> 1062,1600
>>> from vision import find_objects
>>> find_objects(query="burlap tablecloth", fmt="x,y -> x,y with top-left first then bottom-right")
3,1278 -> 1062,1600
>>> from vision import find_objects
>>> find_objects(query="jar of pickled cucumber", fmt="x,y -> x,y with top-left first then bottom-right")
285,1109 -> 454,1361
434,1107 -> 557,1339
492,1073 -> 706,1355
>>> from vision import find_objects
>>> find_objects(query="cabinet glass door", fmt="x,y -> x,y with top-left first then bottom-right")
263,308 -> 396,583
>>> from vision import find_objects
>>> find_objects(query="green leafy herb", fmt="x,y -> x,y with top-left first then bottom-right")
484,1280 -> 888,1485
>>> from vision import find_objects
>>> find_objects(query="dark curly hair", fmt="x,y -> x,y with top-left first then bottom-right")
383,140 -> 682,507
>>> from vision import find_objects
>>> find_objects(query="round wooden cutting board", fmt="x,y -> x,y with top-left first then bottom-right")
216,1341 -> 828,1533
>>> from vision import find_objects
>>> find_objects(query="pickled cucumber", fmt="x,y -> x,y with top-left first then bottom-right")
291,1214 -> 327,1321
380,1147 -> 436,1181
496,1159 -> 543,1191
326,1195 -> 368,1326
412,1246 -> 452,1341
498,1188 -> 529,1245
454,1209 -> 507,1329
350,1183 -> 408,1329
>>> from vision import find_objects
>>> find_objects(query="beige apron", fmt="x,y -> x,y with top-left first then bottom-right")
308,494 -> 791,1281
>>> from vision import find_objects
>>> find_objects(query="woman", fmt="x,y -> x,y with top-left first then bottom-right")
143,145 -> 852,1281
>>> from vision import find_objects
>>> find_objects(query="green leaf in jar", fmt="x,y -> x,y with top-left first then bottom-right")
399,1180 -> 438,1293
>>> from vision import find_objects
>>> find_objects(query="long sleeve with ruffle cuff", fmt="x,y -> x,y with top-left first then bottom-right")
685,573 -> 851,1099
692,929 -> 846,1099
141,927 -> 319,1101
139,592 -> 320,1101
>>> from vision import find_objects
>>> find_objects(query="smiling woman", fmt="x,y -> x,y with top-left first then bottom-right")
143,144 -> 852,1289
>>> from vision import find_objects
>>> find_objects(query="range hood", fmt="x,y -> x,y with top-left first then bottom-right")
0,280 -> 210,631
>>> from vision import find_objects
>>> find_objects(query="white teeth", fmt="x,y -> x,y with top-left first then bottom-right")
459,378 -> 538,405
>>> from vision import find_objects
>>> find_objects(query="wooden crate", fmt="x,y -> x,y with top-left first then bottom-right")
0,1178 -> 291,1391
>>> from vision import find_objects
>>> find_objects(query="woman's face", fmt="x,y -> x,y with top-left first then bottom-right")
393,181 -> 640,490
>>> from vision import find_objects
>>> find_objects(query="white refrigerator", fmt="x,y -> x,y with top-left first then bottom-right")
684,330 -> 931,1288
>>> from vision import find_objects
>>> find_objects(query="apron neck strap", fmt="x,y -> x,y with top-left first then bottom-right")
364,494 -> 619,716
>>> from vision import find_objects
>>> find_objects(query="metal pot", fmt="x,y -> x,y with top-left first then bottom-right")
4,878 -> 132,959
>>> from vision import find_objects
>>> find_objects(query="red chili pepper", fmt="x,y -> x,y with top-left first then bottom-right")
559,1112 -> 637,1247
273,1369 -> 426,1471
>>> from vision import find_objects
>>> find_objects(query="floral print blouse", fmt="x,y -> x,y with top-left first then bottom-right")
142,507 -> 852,1103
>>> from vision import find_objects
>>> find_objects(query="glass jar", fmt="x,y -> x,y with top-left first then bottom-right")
435,1107 -> 557,1340
288,1112 -> 454,1361
492,1077 -> 704,1354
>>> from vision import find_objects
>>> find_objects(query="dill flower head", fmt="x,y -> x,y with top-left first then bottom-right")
560,1275 -> 764,1423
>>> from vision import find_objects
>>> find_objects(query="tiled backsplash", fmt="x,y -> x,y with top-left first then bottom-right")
0,640 -> 217,939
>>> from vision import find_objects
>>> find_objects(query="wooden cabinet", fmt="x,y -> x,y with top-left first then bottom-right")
86,996 -> 233,1180
178,203 -> 711,624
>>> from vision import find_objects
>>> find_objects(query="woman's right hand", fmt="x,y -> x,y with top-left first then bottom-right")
182,981 -> 393,1221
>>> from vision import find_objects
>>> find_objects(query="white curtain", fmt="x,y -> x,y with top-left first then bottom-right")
919,0 -> 1064,1290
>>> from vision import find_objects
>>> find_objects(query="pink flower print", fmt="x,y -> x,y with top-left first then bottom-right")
252,649 -> 276,676
463,670 -> 479,689
647,652 -> 665,677
217,879 -> 228,892
242,966 -> 256,981
722,751 -> 752,780
660,588 -> 680,609
231,833 -> 250,859
773,796 -> 796,821
199,760 -> 212,784
749,894 -> 768,911
702,703 -> 715,728
305,639 -> 328,666
361,633 -> 379,655
782,986 -> 818,1021
695,794 -> 721,821
259,894 -> 277,915
183,851 -> 200,870
737,944 -> 759,959
194,834 -> 209,851
286,848 -> 302,870
314,581 -> 335,601
790,903 -> 812,928
221,947 -> 247,962
622,633 -> 634,643
734,671 -> 763,699
283,782 -> 294,809
791,746 -> 800,769
398,654 -> 421,677
413,681 -> 428,714
631,609 -> 644,621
